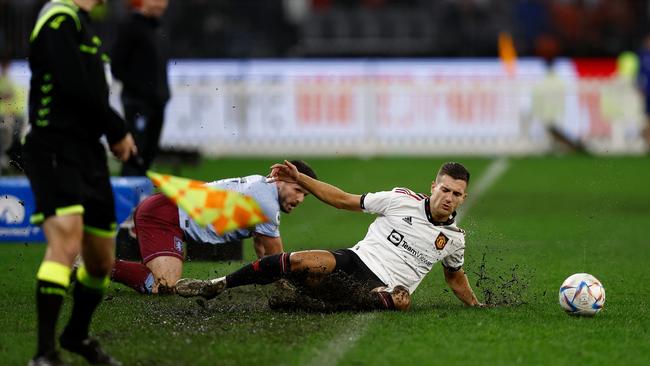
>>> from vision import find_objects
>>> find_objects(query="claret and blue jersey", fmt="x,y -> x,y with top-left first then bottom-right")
179,175 -> 281,244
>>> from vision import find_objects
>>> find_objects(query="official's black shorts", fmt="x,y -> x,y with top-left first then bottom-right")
22,134 -> 116,236
331,249 -> 386,290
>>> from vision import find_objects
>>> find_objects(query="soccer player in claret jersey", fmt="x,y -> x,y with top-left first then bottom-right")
110,160 -> 317,294
176,161 -> 486,311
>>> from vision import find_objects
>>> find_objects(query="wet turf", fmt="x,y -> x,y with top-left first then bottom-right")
1,157 -> 649,365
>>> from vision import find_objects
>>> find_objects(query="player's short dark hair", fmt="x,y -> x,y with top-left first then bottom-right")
291,160 -> 317,180
437,162 -> 470,184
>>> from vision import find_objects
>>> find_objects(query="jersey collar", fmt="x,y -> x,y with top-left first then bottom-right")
424,197 -> 456,226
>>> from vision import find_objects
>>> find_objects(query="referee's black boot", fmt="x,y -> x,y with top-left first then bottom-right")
28,351 -> 67,366
59,335 -> 122,366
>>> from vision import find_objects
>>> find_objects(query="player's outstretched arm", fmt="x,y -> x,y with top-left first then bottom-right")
443,266 -> 483,307
270,160 -> 362,211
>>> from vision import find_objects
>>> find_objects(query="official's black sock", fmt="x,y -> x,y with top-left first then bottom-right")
35,261 -> 71,357
61,266 -> 109,341
226,252 -> 291,288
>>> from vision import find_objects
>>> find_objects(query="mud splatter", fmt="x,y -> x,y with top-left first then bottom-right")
471,251 -> 532,306
9,159 -> 23,172
267,271 -> 386,313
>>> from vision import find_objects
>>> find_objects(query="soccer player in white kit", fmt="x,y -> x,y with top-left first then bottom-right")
176,161 -> 484,310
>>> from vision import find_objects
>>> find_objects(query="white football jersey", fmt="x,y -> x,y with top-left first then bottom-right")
351,188 -> 466,294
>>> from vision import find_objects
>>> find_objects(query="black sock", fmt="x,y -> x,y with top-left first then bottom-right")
61,267 -> 108,341
34,260 -> 71,357
226,252 -> 291,288
35,280 -> 67,356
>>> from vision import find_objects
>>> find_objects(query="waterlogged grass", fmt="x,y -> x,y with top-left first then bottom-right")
1,157 -> 648,365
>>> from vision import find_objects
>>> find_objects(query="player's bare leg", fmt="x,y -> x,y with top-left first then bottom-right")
176,250 -> 336,299
145,255 -> 183,293
42,215 -> 83,266
58,233 -> 121,366
288,250 -> 336,286
80,233 -> 115,277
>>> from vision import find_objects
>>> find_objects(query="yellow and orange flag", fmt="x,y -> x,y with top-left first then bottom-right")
147,171 -> 268,235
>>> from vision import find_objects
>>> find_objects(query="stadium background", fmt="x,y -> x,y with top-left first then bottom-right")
1,1 -> 650,365
2,0 -> 649,156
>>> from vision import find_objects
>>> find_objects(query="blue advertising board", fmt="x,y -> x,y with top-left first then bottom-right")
0,177 -> 153,242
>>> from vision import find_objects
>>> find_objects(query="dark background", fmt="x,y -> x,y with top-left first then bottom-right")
1,0 -> 649,60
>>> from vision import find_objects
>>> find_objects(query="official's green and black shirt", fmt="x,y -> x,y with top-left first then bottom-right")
28,0 -> 127,147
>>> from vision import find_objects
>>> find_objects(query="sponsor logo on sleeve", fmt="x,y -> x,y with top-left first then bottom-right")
435,232 -> 449,250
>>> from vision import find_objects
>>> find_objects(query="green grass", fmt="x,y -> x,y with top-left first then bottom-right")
1,156 -> 648,365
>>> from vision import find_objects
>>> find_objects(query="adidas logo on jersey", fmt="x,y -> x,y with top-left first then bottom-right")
402,216 -> 412,225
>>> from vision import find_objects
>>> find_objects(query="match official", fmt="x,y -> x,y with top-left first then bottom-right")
24,0 -> 136,365
111,0 -> 170,175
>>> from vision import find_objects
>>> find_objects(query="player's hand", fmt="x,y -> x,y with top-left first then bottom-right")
110,133 -> 137,162
268,160 -> 299,183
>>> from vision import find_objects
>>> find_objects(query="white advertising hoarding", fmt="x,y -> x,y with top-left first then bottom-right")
7,59 -> 645,156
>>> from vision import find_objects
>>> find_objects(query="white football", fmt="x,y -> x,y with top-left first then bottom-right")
558,273 -> 606,316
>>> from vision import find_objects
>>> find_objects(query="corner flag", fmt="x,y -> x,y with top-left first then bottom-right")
146,171 -> 268,235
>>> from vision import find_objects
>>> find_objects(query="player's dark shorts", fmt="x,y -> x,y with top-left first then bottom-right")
22,134 -> 116,236
134,193 -> 185,263
331,249 -> 386,290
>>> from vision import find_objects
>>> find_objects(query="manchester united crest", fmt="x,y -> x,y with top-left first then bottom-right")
434,232 -> 448,250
